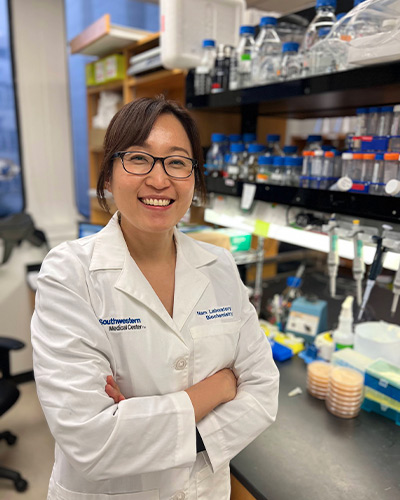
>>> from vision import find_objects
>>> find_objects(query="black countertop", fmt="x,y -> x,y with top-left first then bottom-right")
231,355 -> 400,500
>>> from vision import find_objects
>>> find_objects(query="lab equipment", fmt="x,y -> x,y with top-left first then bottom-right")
367,107 -> 380,135
307,361 -> 331,400
325,215 -> 339,297
205,133 -> 225,177
332,296 -> 354,350
226,143 -> 245,180
211,44 -> 231,93
331,347 -> 372,374
369,153 -> 385,195
391,104 -> 400,135
390,263 -> 400,316
256,156 -> 271,184
265,134 -> 283,156
377,105 -> 394,136
236,26 -> 255,88
351,220 -> 365,305
354,321 -> 400,366
354,107 -> 368,136
301,0 -> 337,52
285,296 -> 328,342
269,156 -> 285,185
252,16 -> 281,85
245,144 -> 265,182
310,150 -> 325,188
194,40 -> 216,96
279,42 -> 301,80
325,366 -> 364,419
358,234 -> 386,320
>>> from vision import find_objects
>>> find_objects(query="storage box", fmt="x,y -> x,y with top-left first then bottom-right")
361,398 -> 400,426
214,228 -> 252,252
331,348 -> 372,375
87,54 -> 125,86
364,358 -> 400,403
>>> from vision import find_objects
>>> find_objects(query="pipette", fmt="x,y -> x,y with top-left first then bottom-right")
327,215 -> 339,297
358,235 -> 386,320
391,263 -> 400,317
352,220 -> 365,306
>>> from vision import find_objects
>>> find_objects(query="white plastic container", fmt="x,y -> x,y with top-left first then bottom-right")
354,321 -> 400,367
160,0 -> 245,69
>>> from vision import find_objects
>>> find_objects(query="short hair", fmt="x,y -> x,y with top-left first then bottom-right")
97,96 -> 206,212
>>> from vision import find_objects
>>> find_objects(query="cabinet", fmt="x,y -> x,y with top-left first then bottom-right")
185,61 -> 400,224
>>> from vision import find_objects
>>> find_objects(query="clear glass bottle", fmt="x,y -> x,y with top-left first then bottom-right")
301,0 -> 337,52
246,144 -> 265,182
269,156 -> 286,185
252,16 -> 281,85
237,26 -> 256,89
265,134 -> 283,156
283,145 -> 298,157
369,152 -> 385,195
205,133 -> 225,178
305,134 -> 323,151
345,0 -> 382,40
284,157 -> 303,186
194,39 -> 216,96
226,143 -> 245,180
308,26 -> 333,76
279,42 -> 301,81
256,156 -> 272,184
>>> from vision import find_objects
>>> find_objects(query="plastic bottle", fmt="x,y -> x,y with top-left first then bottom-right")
319,150 -> 335,189
366,106 -> 379,135
194,39 -> 216,96
352,153 -> 375,193
332,296 -> 354,350
246,144 -> 265,182
279,42 -> 301,81
310,149 -> 324,188
265,134 -> 283,156
377,106 -> 394,137
383,152 -> 400,196
226,143 -> 245,180
205,133 -> 225,178
252,16 -> 281,85
237,26 -> 256,89
256,156 -> 272,184
369,153 -> 385,195
212,44 -> 230,92
301,0 -> 337,53
391,104 -> 400,136
354,107 -> 368,136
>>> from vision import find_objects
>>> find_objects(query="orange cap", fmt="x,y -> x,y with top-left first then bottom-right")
384,153 -> 400,161
352,153 -> 363,160
363,153 -> 375,160
325,151 -> 335,158
302,151 -> 314,156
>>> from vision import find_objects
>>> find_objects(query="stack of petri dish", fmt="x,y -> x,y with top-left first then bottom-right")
307,361 -> 332,400
325,366 -> 364,419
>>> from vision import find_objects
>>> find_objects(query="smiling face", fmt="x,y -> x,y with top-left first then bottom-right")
108,113 -> 195,238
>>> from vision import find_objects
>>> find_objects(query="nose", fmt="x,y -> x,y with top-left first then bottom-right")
145,159 -> 171,189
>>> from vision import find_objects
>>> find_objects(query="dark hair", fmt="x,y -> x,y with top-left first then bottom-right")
97,96 -> 206,212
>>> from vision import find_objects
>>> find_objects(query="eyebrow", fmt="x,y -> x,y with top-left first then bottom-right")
139,143 -> 192,157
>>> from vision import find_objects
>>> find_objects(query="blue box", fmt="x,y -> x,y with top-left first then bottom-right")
362,398 -> 400,426
364,359 -> 400,403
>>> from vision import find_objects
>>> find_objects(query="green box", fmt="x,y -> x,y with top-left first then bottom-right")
214,228 -> 252,252
85,62 -> 95,86
87,54 -> 125,86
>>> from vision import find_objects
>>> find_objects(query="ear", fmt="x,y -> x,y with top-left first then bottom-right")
105,179 -> 112,193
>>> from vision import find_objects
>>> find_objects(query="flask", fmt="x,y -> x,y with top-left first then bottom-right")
279,42 -> 301,81
237,26 -> 256,89
252,16 -> 281,85
246,144 -> 265,182
205,133 -> 225,178
301,0 -> 337,52
265,134 -> 283,156
194,39 -> 216,96
226,143 -> 245,180
332,296 -> 354,350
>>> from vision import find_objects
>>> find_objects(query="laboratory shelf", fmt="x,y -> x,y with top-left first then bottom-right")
186,60 -> 400,119
206,177 -> 400,224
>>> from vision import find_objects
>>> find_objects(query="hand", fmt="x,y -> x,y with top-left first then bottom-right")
217,368 -> 238,403
105,375 -> 126,403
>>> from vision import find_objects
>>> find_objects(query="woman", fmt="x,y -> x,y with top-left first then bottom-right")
31,97 -> 279,500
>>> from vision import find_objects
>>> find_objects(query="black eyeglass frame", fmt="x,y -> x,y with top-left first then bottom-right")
111,151 -> 198,179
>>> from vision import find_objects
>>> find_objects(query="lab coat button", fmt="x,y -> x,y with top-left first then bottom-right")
172,492 -> 185,500
174,358 -> 187,370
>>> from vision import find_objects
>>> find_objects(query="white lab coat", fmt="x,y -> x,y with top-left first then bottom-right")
31,212 -> 279,500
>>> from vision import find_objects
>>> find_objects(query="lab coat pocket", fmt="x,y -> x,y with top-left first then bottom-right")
190,321 -> 240,384
196,461 -> 230,499
53,482 -> 159,500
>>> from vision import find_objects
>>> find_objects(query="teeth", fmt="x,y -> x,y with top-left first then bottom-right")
142,198 -> 171,206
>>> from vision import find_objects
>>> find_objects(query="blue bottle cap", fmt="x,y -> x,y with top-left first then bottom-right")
260,16 -> 277,26
273,156 -> 285,166
282,42 -> 299,53
230,143 -> 245,153
375,153 -> 384,161
307,135 -> 322,142
336,13 -> 346,20
318,27 -> 331,37
202,39 -> 215,47
380,105 -> 394,112
283,145 -> 298,154
284,157 -> 299,166
211,133 -> 225,142
316,0 -> 337,8
243,132 -> 257,142
258,156 -> 273,165
353,0 -> 366,6
356,107 -> 368,114
240,26 -> 255,35
229,134 -> 242,142
267,134 -> 280,142
287,276 -> 302,288
248,144 -> 265,153
369,106 -> 379,113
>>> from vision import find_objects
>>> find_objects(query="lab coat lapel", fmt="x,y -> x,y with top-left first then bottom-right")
173,228 -> 217,331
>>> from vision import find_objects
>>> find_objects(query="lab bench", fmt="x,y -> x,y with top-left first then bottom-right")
230,355 -> 400,500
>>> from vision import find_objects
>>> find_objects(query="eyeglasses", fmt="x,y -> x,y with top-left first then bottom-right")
112,151 -> 197,179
